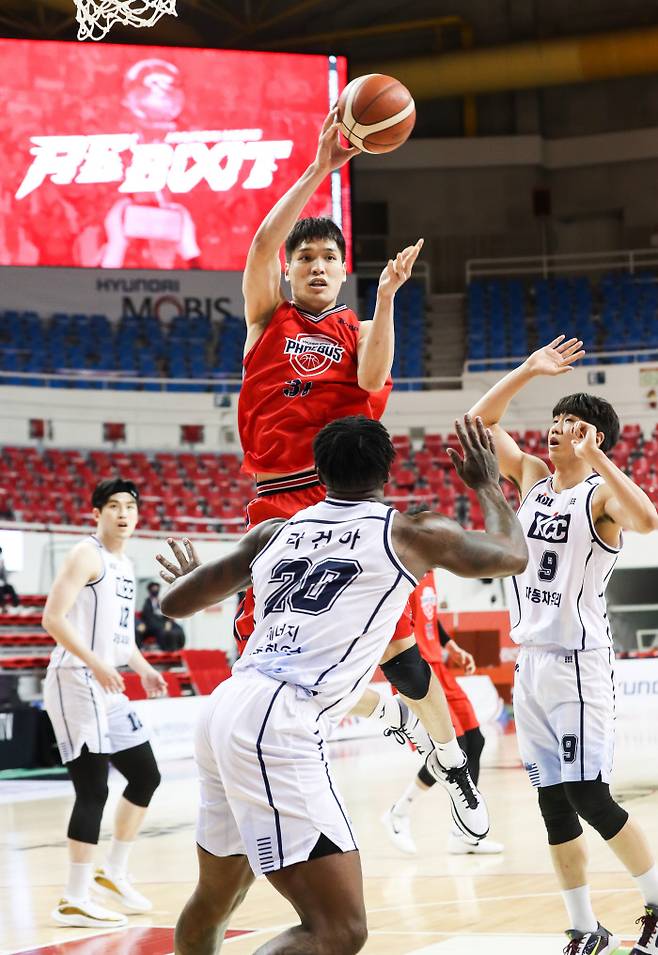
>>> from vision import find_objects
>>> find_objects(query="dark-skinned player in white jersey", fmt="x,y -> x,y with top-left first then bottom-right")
156,413 -> 527,955
469,336 -> 658,955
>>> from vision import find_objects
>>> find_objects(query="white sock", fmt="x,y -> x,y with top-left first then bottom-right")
561,884 -> 598,933
65,861 -> 93,902
434,735 -> 464,770
371,693 -> 403,727
635,863 -> 658,908
392,779 -> 424,816
107,838 -> 134,877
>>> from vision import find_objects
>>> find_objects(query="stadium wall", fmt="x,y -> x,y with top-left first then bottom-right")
3,364 -> 657,447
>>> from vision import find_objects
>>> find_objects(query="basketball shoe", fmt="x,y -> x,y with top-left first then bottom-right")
379,698 -> 489,840
52,896 -> 127,929
630,903 -> 658,953
93,866 -> 152,913
381,806 -> 417,855
425,750 -> 489,841
380,697 -> 435,759
563,922 -> 621,954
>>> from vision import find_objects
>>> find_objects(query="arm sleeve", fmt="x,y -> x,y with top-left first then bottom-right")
437,619 -> 452,647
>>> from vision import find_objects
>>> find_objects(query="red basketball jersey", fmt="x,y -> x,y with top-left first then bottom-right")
238,300 -> 392,475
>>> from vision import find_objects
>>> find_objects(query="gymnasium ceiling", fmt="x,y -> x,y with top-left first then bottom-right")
1,0 -> 657,61
2,0 -> 658,137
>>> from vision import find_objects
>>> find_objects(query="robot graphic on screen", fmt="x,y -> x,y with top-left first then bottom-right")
97,59 -> 202,270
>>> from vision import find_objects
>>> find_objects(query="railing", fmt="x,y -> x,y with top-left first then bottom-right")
0,518 -> 242,541
464,346 -> 658,374
0,370 -> 243,391
0,370 -> 462,390
466,248 -> 658,283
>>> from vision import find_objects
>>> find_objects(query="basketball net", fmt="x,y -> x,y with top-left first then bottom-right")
74,0 -> 177,42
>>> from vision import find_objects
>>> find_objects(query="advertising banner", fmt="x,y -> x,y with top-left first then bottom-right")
0,40 -> 350,272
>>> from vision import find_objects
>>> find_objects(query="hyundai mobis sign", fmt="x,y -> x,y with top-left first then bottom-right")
1,40 -> 350,271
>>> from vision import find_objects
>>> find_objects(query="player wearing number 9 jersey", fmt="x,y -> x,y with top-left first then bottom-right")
42,479 -> 166,930
469,338 -> 658,954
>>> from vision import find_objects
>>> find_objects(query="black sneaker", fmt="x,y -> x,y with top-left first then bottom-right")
631,903 -> 658,953
563,922 -> 621,954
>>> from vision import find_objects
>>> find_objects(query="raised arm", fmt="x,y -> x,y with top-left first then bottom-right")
571,421 -> 658,536
468,336 -> 584,494
356,238 -> 423,392
395,416 -> 528,580
42,542 -> 125,693
157,521 -> 283,619
242,110 -> 359,340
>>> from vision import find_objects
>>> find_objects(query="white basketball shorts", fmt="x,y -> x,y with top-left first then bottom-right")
513,646 -> 616,788
195,670 -> 358,876
43,667 -> 150,764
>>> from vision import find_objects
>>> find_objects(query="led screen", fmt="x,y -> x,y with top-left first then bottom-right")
0,40 -> 350,270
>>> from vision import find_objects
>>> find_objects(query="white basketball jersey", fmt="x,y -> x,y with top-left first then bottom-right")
505,474 -> 621,650
49,536 -> 136,669
234,498 -> 417,722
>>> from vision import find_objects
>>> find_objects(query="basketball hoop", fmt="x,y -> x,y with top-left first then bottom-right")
74,0 -> 177,42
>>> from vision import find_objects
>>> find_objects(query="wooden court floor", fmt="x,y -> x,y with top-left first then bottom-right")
2,730 -> 657,954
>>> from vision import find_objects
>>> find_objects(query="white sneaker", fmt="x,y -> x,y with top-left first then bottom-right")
564,922 -> 620,954
381,807 -> 417,855
381,699 -> 434,759
447,832 -> 504,855
52,896 -> 127,929
426,751 -> 489,841
93,867 -> 152,913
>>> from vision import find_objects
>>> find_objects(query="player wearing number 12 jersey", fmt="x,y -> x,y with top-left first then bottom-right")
470,338 -> 658,955
42,479 -> 166,930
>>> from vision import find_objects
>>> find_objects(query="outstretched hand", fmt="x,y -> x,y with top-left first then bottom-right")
525,335 -> 585,376
156,538 -> 201,585
315,109 -> 361,174
377,239 -> 424,299
447,415 -> 500,490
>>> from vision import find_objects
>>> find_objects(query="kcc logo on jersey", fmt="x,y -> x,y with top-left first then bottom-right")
528,512 -> 572,543
284,334 -> 345,378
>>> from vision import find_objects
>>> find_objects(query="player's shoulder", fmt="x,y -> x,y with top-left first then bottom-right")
62,537 -> 104,577
391,509 -> 457,548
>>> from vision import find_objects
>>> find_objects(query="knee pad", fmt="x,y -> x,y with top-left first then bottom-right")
538,785 -> 583,846
563,780 -> 629,841
113,742 -> 161,808
66,749 -> 110,843
381,644 -> 431,701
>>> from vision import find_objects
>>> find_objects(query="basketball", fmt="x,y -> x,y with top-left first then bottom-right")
336,73 -> 416,154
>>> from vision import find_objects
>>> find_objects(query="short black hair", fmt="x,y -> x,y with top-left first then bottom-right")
552,393 -> 620,453
285,217 -> 346,263
92,478 -> 140,510
313,415 -> 395,491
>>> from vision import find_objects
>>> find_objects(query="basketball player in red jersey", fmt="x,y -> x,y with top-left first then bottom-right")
236,109 -> 490,840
